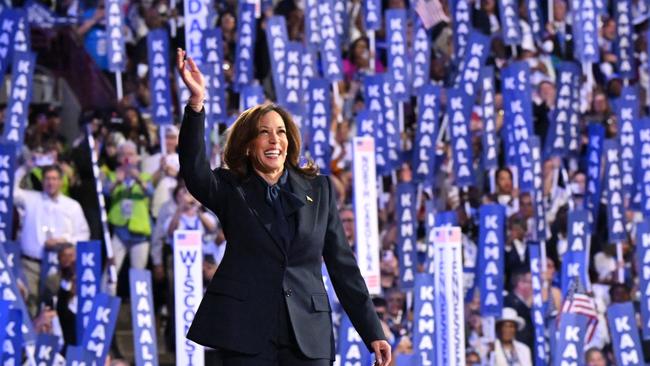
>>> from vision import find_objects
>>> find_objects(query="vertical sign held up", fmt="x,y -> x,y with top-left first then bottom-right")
2,52 -> 36,147
184,0 -> 209,64
147,29 -> 173,125
129,269 -> 159,366
352,136 -> 381,295
433,226 -> 465,366
174,230 -> 204,365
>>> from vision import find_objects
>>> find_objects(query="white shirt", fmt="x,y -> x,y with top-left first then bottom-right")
14,189 -> 90,260
494,339 -> 532,366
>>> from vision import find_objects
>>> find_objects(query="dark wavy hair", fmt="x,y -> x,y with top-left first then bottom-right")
223,103 -> 318,179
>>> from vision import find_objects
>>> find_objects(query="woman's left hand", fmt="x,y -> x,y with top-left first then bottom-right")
371,340 -> 392,366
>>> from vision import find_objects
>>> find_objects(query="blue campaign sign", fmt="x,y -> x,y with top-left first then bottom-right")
265,16 -> 289,101
451,0 -> 470,60
65,345 -> 95,365
2,51 -> 36,147
0,144 -> 16,242
386,9 -> 410,101
635,219 -> 650,339
447,88 -> 475,187
575,0 -> 600,63
481,66 -> 498,170
607,302 -> 644,366
34,334 -> 61,366
0,301 -> 9,352
477,204 -> 505,316
304,0 -> 320,47
411,18 -> 431,94
396,183 -> 417,289
413,273 -> 435,365
81,293 -> 122,365
562,210 -> 591,296
337,313 -> 372,365
455,31 -> 491,97
234,2 -> 256,91
529,243 -> 548,366
568,72 -> 581,155
318,0 -> 343,82
129,269 -> 159,366
362,75 -> 388,175
0,309 -> 22,365
104,0 -> 126,71
308,78 -> 331,175
498,0 -> 522,45
0,244 -> 35,344
636,118 -> 650,217
502,62 -> 534,192
381,74 -> 400,170
412,84 -> 439,183
616,87 -> 638,195
356,109 -> 386,174
363,0 -> 381,31
39,248 -> 59,296
554,313 -> 588,366
603,140 -> 627,243
0,9 -> 26,75
147,29 -> 173,125
202,28 -> 227,123
300,45 -> 319,103
527,0 -> 543,44
333,0 -> 348,45
76,241 -> 103,343
530,137 -> 547,241
3,241 -> 27,289
546,62 -> 579,157
283,42 -> 305,117
585,124 -> 604,229
240,84 -> 265,111
614,0 -> 635,79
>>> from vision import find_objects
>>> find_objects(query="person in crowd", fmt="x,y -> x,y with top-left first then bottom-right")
585,347 -> 607,366
492,307 -> 532,366
338,205 -> 355,249
505,215 -> 530,279
176,48 -> 391,365
504,271 -> 534,349
143,125 -> 180,218
14,164 -> 90,315
489,167 -> 519,217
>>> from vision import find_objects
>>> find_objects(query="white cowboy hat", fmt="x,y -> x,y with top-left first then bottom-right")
496,307 -> 525,331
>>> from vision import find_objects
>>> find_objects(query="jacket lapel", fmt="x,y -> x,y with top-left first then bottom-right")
239,175 -> 286,255
288,169 -> 316,247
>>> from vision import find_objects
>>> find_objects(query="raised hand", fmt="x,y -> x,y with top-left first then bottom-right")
176,48 -> 205,105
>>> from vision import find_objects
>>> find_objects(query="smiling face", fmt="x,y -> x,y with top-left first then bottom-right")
250,111 -> 288,178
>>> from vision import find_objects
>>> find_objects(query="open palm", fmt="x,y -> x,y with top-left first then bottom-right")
176,48 -> 205,102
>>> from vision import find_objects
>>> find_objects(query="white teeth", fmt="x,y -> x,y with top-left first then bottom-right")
264,149 -> 281,157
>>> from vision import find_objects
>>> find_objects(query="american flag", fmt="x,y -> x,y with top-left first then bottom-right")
355,137 -> 375,153
558,276 -> 599,342
174,230 -> 202,247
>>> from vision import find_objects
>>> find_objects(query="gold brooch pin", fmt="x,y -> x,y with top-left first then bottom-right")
306,195 -> 313,202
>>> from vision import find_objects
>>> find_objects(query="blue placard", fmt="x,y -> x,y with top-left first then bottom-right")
636,118 -> 650,216
13,9 -> 30,54
0,145 -> 16,242
546,62 -> 579,157
527,0 -> 544,45
386,9 -> 410,101
585,125 -> 604,229
614,0 -> 635,79
530,137 -> 547,241
0,244 -> 35,344
477,204 -> 505,316
636,219 -> 650,339
412,84 -> 439,183
502,62 -> 534,192
234,2 -> 256,91
562,210 -> 591,296
411,19 -> 431,94
481,66 -> 498,170
265,16 -> 288,101
2,51 -> 36,147
304,0 -> 321,47
356,109 -> 386,174
413,273 -> 435,365
396,183 -> 417,289
0,301 -> 9,352
240,84 -> 265,111
300,45 -> 319,103
337,313 -> 372,365
451,0 -> 470,60
76,240 -> 103,343
202,28 -> 227,123
382,73 -> 400,172
447,88 -> 475,187
575,0 -> 600,63
3,241 -> 27,288
283,42 -> 305,117
363,75 -> 388,175
81,293 -> 121,365
568,72 -> 581,154
604,140 -> 627,243
333,0 -> 348,45
455,31 -> 491,96
39,248 -> 58,296
529,243 -> 548,366
554,313 -> 588,366
0,308 -> 22,365
0,10 -> 24,75
147,29 -> 173,125
129,269 -> 159,366
498,0 -> 522,45
616,87 -> 638,195
34,334 -> 61,366
318,0 -> 343,82
65,345 -> 95,364
363,0 -> 381,31
307,78 -> 331,175
607,302 -> 644,366
105,0 -> 126,71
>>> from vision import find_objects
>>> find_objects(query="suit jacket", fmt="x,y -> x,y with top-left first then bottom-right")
178,106 -> 385,359
493,339 -> 532,366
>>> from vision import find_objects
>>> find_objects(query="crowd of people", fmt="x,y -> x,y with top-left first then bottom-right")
6,0 -> 650,364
